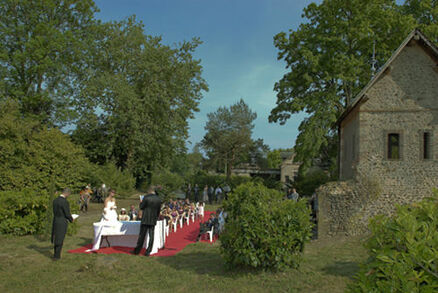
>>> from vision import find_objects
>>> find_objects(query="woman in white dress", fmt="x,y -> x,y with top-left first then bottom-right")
102,189 -> 118,222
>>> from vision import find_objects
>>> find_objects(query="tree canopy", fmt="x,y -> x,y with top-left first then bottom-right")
72,16 -> 208,184
0,0 -> 98,125
201,99 -> 258,179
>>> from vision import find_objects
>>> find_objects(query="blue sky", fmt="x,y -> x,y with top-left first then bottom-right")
94,0 -> 320,150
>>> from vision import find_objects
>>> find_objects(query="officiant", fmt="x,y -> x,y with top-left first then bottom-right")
51,188 -> 74,260
132,186 -> 162,256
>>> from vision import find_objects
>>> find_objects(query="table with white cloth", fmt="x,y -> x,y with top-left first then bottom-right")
86,220 -> 166,254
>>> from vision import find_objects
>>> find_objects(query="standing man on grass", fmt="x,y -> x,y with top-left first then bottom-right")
51,188 -> 75,260
132,186 -> 162,256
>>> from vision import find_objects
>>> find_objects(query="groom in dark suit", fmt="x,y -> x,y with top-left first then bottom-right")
51,188 -> 74,260
133,186 -> 162,256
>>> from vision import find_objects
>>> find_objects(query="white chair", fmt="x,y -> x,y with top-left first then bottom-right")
165,223 -> 170,236
206,226 -> 214,242
172,220 -> 177,232
191,212 -> 195,223
184,213 -> 190,225
179,216 -> 183,228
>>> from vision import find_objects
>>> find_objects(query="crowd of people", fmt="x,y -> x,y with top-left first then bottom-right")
186,183 -> 231,204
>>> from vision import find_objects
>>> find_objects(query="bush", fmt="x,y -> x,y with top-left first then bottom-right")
220,182 -> 313,270
0,100 -> 91,193
85,163 -> 136,197
348,193 -> 438,292
0,190 -> 49,235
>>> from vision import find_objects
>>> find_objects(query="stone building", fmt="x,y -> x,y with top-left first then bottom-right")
280,151 -> 300,184
318,29 -> 438,237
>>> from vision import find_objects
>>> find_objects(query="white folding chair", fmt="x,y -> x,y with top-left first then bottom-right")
184,213 -> 190,225
165,223 -> 170,236
191,212 -> 195,223
206,226 -> 214,242
172,220 -> 177,232
179,216 -> 183,228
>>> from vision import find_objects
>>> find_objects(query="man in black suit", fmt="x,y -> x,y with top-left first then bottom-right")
51,188 -> 74,260
133,186 -> 162,256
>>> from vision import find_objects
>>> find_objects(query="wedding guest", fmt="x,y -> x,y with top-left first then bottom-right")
128,205 -> 138,221
287,188 -> 299,201
203,185 -> 208,202
118,208 -> 130,221
79,187 -> 91,213
51,188 -> 74,260
196,213 -> 218,241
194,184 -> 200,203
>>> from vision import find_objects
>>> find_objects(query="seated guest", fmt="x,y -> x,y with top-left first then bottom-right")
170,207 -> 179,224
196,213 -> 218,241
118,208 -> 130,221
128,205 -> 138,221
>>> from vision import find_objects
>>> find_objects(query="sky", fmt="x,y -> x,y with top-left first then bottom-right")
94,0 -> 320,150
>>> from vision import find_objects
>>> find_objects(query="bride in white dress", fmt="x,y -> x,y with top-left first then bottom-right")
102,190 -> 118,222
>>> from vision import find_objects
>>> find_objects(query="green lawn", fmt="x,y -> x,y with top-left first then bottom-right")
0,195 -> 367,293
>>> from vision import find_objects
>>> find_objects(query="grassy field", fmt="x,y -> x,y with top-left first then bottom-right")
0,194 -> 368,293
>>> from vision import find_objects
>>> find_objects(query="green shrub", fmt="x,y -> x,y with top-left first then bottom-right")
0,190 -> 49,235
220,182 -> 313,270
85,163 -> 136,197
151,168 -> 185,201
348,193 -> 438,292
0,100 -> 90,193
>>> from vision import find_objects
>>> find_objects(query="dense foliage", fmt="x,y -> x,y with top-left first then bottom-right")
220,182 -> 313,270
85,164 -> 136,197
0,0 -> 98,125
348,193 -> 438,292
294,168 -> 330,196
0,190 -> 48,235
0,101 -> 90,193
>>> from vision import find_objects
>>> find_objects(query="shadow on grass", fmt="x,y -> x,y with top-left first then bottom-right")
321,261 -> 360,279
27,244 -> 52,259
156,245 -> 263,278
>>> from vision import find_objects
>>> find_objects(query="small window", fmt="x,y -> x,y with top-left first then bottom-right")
423,132 -> 431,159
387,133 -> 400,160
285,176 -> 290,183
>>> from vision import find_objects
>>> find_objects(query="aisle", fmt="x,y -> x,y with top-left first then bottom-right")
68,211 -> 215,257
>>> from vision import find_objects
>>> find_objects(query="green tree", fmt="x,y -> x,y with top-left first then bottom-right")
73,16 -> 208,185
201,99 -> 257,179
267,148 -> 294,169
269,0 -> 416,172
402,0 -> 438,42
0,0 -> 98,125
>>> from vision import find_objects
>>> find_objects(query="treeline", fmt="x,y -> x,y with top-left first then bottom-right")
0,0 -> 207,235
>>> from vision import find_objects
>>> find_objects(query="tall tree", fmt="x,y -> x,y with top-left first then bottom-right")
0,0 -> 98,125
73,16 -> 208,185
201,99 -> 257,179
269,0 -> 416,172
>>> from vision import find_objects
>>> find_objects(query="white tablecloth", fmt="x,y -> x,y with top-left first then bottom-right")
87,220 -> 166,254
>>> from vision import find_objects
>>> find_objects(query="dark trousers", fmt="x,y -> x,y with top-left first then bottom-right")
54,244 -> 62,259
134,224 -> 155,255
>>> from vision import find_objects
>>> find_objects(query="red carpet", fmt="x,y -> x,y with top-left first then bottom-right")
68,211 -> 217,257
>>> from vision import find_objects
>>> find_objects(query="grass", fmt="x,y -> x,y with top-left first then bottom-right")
0,194 -> 368,293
